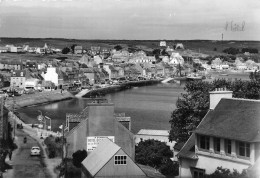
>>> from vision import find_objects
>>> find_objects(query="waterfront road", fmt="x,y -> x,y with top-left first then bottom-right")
4,129 -> 52,178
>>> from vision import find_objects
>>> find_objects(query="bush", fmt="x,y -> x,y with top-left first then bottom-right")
206,167 -> 249,178
72,150 -> 88,168
223,47 -> 240,55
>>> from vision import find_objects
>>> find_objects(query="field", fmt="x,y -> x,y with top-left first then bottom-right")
0,37 -> 260,62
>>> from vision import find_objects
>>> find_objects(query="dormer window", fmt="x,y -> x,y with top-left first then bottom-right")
114,155 -> 127,165
238,142 -> 250,157
199,135 -> 210,150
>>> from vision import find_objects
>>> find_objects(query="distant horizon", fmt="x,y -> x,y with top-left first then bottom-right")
0,36 -> 260,42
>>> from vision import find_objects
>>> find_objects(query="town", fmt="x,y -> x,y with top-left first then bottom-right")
0,0 -> 259,177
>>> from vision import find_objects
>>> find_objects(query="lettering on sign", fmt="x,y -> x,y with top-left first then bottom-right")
224,21 -> 245,32
87,136 -> 115,151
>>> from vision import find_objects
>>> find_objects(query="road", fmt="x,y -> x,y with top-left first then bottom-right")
4,129 -> 52,178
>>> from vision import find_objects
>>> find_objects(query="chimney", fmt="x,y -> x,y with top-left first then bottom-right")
209,88 -> 233,110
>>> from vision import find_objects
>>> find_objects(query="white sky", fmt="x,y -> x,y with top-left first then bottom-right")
0,0 -> 259,40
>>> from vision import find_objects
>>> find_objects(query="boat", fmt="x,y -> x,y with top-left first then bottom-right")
186,73 -> 203,81
186,76 -> 203,80
219,73 -> 229,76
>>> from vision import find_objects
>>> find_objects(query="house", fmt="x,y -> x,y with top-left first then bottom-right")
65,102 -> 136,159
103,65 -> 119,80
42,67 -> 59,86
8,46 -> 23,53
135,129 -> 175,150
93,55 -> 103,65
169,53 -> 185,65
74,46 -> 83,54
25,61 -> 37,69
0,47 -> 8,53
0,61 -> 23,70
178,88 -> 260,178
175,43 -> 184,49
81,138 -> 147,178
10,70 -> 29,88
35,47 -> 45,54
160,41 -> 167,47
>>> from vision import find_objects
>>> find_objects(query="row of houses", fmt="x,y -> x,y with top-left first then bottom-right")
0,44 -> 61,54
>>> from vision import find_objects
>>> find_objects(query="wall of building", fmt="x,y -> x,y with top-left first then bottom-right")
65,103 -> 135,160
11,77 -> 26,88
66,119 -> 87,157
196,154 -> 250,174
44,68 -> 58,86
179,158 -> 197,178
96,149 -> 146,177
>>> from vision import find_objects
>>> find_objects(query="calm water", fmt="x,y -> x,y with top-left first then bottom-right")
17,83 -> 184,134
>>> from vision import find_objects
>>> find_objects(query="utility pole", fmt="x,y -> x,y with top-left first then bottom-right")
12,96 -> 15,139
221,33 -> 224,52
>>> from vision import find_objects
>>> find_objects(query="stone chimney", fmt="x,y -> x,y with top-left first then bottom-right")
209,87 -> 233,110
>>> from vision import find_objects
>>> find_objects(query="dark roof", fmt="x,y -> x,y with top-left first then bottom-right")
177,134 -> 197,159
11,70 -> 27,77
195,98 -> 260,142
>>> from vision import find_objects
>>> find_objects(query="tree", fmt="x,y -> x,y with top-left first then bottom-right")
72,150 -> 87,168
169,79 -> 260,143
62,47 -> 70,54
223,47 -> 240,55
70,44 -> 77,53
135,139 -> 178,176
114,45 -> 123,51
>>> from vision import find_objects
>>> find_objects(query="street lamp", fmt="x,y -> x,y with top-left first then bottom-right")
37,110 -> 46,130
45,116 -> 52,131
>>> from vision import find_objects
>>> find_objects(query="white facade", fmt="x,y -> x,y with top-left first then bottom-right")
43,67 -> 58,86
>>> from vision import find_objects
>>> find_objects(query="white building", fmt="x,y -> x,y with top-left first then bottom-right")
160,41 -> 167,47
178,88 -> 260,178
42,67 -> 58,86
135,129 -> 176,150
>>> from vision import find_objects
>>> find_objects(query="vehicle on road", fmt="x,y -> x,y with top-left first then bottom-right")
31,146 -> 41,156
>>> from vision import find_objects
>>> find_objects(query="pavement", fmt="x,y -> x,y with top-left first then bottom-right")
3,113 -> 61,178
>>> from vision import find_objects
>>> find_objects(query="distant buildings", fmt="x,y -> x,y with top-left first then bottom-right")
160,41 -> 167,47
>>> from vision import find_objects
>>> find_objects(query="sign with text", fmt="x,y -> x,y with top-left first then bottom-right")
86,136 -> 115,151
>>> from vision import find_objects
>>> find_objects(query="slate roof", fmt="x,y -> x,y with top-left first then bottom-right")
195,98 -> 260,142
137,129 -> 169,136
81,138 -> 121,177
177,134 -> 197,159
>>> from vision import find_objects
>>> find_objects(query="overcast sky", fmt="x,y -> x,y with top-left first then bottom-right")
0,0 -> 259,40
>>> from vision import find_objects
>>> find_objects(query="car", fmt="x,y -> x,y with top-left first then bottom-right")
31,146 -> 41,156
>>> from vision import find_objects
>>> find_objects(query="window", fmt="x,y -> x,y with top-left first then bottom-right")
114,155 -> 127,165
225,139 -> 232,154
192,168 -> 205,178
238,142 -> 250,157
214,138 -> 220,153
199,135 -> 210,150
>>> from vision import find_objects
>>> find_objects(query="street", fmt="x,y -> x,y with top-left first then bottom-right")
4,129 -> 52,178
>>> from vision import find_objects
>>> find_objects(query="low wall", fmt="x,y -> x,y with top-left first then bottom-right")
5,90 -> 75,109
83,79 -> 161,97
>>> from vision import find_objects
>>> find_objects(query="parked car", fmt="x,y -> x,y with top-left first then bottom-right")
31,146 -> 41,156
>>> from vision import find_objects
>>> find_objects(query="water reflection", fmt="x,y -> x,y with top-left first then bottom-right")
18,83 -> 184,133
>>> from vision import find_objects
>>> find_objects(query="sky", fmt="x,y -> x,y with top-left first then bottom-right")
0,0 -> 259,40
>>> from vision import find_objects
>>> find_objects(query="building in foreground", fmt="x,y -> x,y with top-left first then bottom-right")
65,102 -> 135,159
178,89 -> 260,178
81,138 -> 147,178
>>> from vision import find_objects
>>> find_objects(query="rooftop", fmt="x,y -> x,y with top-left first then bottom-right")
137,129 -> 169,136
